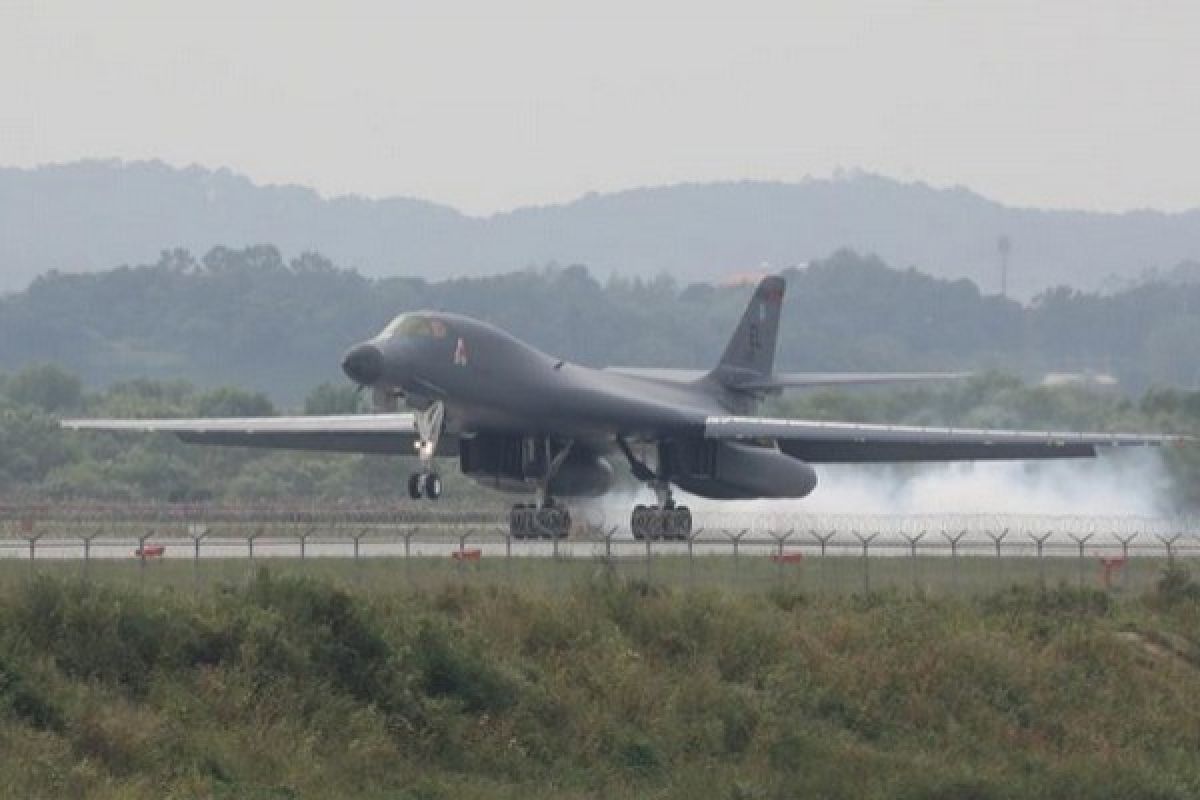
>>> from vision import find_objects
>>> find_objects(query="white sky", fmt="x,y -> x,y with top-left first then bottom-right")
2,0 -> 1197,215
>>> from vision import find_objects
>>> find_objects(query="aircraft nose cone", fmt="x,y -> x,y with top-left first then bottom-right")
341,343 -> 384,385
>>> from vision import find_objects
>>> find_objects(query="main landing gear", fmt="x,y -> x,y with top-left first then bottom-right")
618,438 -> 693,541
509,437 -> 575,540
407,401 -> 444,501
631,504 -> 692,541
509,501 -> 572,540
631,481 -> 692,541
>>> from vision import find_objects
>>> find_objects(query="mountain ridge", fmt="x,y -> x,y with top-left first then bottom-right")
3,159 -> 1200,296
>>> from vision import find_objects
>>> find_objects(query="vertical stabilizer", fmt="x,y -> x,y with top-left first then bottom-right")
711,275 -> 786,386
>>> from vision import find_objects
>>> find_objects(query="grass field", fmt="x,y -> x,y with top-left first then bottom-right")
0,550 -> 1179,597
1,563 -> 1199,798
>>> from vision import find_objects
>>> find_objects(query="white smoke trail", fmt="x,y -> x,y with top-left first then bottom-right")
782,450 -> 1171,517
578,449 -> 1173,528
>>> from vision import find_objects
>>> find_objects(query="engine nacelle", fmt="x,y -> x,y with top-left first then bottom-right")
670,440 -> 818,500
459,434 -> 613,497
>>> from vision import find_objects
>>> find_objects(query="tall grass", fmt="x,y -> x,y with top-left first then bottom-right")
0,569 -> 1198,798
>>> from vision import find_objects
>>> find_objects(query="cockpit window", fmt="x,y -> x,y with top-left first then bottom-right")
382,314 -> 449,339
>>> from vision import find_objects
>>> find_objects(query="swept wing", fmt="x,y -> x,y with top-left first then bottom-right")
704,415 -> 1187,462
61,414 -> 425,455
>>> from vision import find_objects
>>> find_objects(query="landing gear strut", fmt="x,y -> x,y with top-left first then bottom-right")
617,438 -> 692,541
508,437 -> 574,540
407,401 -> 444,501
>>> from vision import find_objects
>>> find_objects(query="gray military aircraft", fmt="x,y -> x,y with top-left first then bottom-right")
63,276 -> 1182,540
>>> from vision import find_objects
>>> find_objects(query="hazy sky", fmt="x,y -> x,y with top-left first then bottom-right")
3,0 -> 1198,215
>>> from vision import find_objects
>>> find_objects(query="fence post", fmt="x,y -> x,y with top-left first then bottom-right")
853,532 -> 878,594
687,528 -> 702,586
298,527 -> 316,560
601,525 -> 619,579
1030,532 -> 1052,586
1116,532 -> 1138,561
404,529 -> 415,559
189,525 -> 206,587
724,529 -> 748,577
901,532 -> 925,591
404,528 -> 417,580
457,531 -> 473,576
24,532 -> 41,569
18,516 -> 37,573
81,530 -> 100,578
1158,533 -> 1182,567
352,527 -> 368,562
138,531 -> 152,583
988,528 -> 1009,558
1069,533 -> 1094,588
942,529 -> 967,591
771,529 -> 794,587
644,523 -> 654,583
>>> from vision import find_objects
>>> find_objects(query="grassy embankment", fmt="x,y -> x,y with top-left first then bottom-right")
0,550 -> 1178,597
1,567 -> 1199,799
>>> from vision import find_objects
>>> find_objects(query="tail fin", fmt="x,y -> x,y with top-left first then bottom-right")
711,275 -> 785,386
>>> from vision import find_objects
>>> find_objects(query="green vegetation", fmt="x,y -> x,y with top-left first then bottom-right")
4,247 -> 1200,399
1,568 -> 1200,798
0,553 -> 1182,601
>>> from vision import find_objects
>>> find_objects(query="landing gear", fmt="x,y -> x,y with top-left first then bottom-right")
616,438 -> 693,541
408,401 -> 445,502
406,471 -> 442,500
631,504 -> 692,541
509,502 -> 572,539
507,436 -> 575,540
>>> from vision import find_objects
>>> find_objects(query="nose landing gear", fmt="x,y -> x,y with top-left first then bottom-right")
407,401 -> 444,502
407,471 -> 442,500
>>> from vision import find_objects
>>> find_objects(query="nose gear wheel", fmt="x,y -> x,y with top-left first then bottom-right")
407,401 -> 445,502
407,470 -> 442,500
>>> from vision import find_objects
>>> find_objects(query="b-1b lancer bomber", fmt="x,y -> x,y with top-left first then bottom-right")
64,276 -> 1183,540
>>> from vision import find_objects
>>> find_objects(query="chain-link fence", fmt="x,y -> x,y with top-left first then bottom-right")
1,503 -> 1195,594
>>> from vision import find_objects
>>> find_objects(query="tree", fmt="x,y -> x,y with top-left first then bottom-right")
3,365 -> 83,412
304,382 -> 362,415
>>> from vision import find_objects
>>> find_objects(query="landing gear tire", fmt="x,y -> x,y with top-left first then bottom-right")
631,505 -> 647,541
631,505 -> 691,541
422,472 -> 442,501
510,503 -> 570,540
408,472 -> 441,501
665,506 -> 691,540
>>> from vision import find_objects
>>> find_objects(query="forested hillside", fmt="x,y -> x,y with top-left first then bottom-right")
1,247 -> 1198,401
6,160 -> 1200,295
